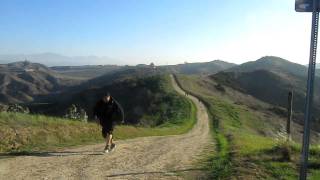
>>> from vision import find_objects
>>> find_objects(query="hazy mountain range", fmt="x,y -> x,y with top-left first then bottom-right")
163,60 -> 236,75
0,53 -> 124,66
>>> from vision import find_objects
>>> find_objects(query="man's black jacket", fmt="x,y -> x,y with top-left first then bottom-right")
93,98 -> 119,126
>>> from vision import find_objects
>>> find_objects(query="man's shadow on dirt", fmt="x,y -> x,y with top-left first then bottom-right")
0,150 -> 104,158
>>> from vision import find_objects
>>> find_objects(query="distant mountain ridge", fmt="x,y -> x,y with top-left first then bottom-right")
162,60 -> 236,75
49,59 -> 236,80
50,65 -> 123,79
0,53 -> 122,66
226,56 -> 308,77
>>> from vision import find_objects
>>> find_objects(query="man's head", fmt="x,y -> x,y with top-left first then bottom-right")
102,92 -> 111,103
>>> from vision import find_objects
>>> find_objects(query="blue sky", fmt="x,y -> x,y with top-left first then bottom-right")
0,0 -> 313,65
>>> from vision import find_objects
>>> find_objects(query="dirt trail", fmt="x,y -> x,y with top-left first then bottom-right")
0,75 -> 211,180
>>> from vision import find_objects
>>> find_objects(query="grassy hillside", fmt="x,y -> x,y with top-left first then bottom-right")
0,112 -> 101,153
212,70 -> 307,115
226,56 -> 308,77
212,56 -> 320,129
175,74 -> 320,179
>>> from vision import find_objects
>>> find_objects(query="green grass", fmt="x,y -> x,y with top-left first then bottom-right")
175,74 -> 320,179
204,130 -> 232,179
0,112 -> 102,152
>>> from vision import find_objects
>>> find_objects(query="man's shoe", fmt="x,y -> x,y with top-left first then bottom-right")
110,143 -> 116,151
104,145 -> 110,153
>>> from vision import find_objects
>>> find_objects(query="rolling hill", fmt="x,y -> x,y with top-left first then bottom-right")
226,56 -> 308,77
0,61 -> 83,104
211,56 -> 320,127
212,70 -> 308,113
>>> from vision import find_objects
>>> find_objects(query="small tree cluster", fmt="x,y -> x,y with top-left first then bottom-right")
64,104 -> 88,122
7,104 -> 30,113
0,104 -> 8,112
149,62 -> 156,69
215,83 -> 226,92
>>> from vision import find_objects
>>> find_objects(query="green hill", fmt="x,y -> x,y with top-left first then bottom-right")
29,72 -> 192,127
211,70 -> 308,115
226,56 -> 308,77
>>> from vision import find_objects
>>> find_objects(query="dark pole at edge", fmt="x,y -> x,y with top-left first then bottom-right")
299,0 -> 319,179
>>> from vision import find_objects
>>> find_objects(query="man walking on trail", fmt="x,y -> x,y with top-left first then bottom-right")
93,93 -> 124,153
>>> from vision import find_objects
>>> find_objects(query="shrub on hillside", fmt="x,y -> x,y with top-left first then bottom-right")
215,83 -> 226,92
0,104 -> 8,112
268,106 -> 287,117
64,104 -> 88,122
7,104 -> 30,114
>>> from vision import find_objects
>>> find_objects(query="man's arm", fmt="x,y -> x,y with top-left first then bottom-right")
93,103 -> 98,117
112,98 -> 125,124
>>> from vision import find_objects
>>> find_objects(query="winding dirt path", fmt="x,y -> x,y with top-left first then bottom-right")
0,75 -> 211,180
